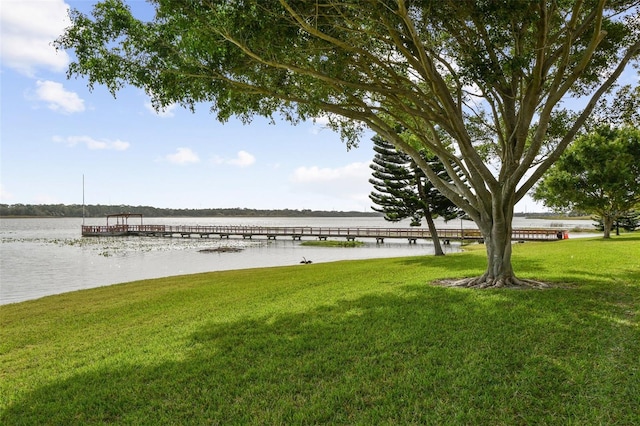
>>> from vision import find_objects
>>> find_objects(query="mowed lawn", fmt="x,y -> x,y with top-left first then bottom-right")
1,234 -> 639,424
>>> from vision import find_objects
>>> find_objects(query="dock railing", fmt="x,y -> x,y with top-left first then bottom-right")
81,224 -> 167,235
82,224 -> 566,241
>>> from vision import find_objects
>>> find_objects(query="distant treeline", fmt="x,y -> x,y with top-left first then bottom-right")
0,204 -> 381,218
514,212 -> 590,219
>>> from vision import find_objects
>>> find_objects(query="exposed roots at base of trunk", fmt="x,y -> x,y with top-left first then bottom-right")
434,276 -> 551,289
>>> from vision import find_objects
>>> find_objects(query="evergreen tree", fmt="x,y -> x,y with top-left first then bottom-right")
619,211 -> 640,232
369,135 -> 461,256
593,210 -> 640,234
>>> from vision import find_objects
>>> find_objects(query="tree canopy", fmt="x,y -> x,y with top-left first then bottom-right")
533,126 -> 640,238
57,0 -> 640,287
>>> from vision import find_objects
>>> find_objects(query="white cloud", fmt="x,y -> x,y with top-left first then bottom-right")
34,80 -> 85,113
165,147 -> 200,165
291,162 -> 371,183
290,162 -> 373,205
144,102 -> 177,118
54,135 -> 130,151
0,0 -> 71,75
312,116 -> 331,126
227,150 -> 256,167
210,150 -> 256,167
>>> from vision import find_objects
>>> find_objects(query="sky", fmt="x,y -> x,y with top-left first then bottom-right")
0,1 -> 635,213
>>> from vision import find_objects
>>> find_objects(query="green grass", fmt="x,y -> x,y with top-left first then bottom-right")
300,239 -> 365,247
1,234 -> 639,424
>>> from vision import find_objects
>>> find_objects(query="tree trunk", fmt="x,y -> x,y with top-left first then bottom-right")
480,217 -> 515,286
423,208 -> 445,256
603,216 -> 613,238
456,193 -> 534,288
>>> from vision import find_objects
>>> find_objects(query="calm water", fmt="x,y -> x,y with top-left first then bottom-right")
0,216 -> 596,305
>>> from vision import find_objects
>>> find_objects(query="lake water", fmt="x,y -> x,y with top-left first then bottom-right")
0,216 -> 596,305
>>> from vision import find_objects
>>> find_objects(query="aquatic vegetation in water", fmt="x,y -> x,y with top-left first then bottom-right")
198,247 -> 244,253
300,240 -> 365,248
3,234 -> 262,257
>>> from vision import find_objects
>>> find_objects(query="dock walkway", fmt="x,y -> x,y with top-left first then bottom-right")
81,224 -> 566,242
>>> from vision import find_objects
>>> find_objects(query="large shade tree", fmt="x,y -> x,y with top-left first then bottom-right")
57,0 -> 640,287
533,126 -> 640,238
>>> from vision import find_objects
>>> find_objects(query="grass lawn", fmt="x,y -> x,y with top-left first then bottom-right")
1,234 -> 639,424
300,239 -> 365,247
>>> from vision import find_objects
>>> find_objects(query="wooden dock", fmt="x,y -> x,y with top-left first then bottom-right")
81,224 -> 567,243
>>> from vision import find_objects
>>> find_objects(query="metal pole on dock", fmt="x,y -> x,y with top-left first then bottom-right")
82,174 -> 85,226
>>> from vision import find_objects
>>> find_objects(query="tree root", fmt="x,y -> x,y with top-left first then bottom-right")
434,276 -> 551,289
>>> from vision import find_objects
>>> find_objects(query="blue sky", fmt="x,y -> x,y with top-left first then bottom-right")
1,0 -> 384,211
1,1 -> 634,213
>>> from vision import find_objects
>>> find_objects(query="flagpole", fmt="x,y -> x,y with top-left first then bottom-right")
82,174 -> 85,226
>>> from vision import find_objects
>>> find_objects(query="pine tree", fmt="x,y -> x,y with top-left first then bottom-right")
593,210 -> 640,234
369,135 -> 462,256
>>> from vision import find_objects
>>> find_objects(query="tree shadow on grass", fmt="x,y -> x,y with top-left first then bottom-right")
3,285 -> 638,425
397,250 -> 551,285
